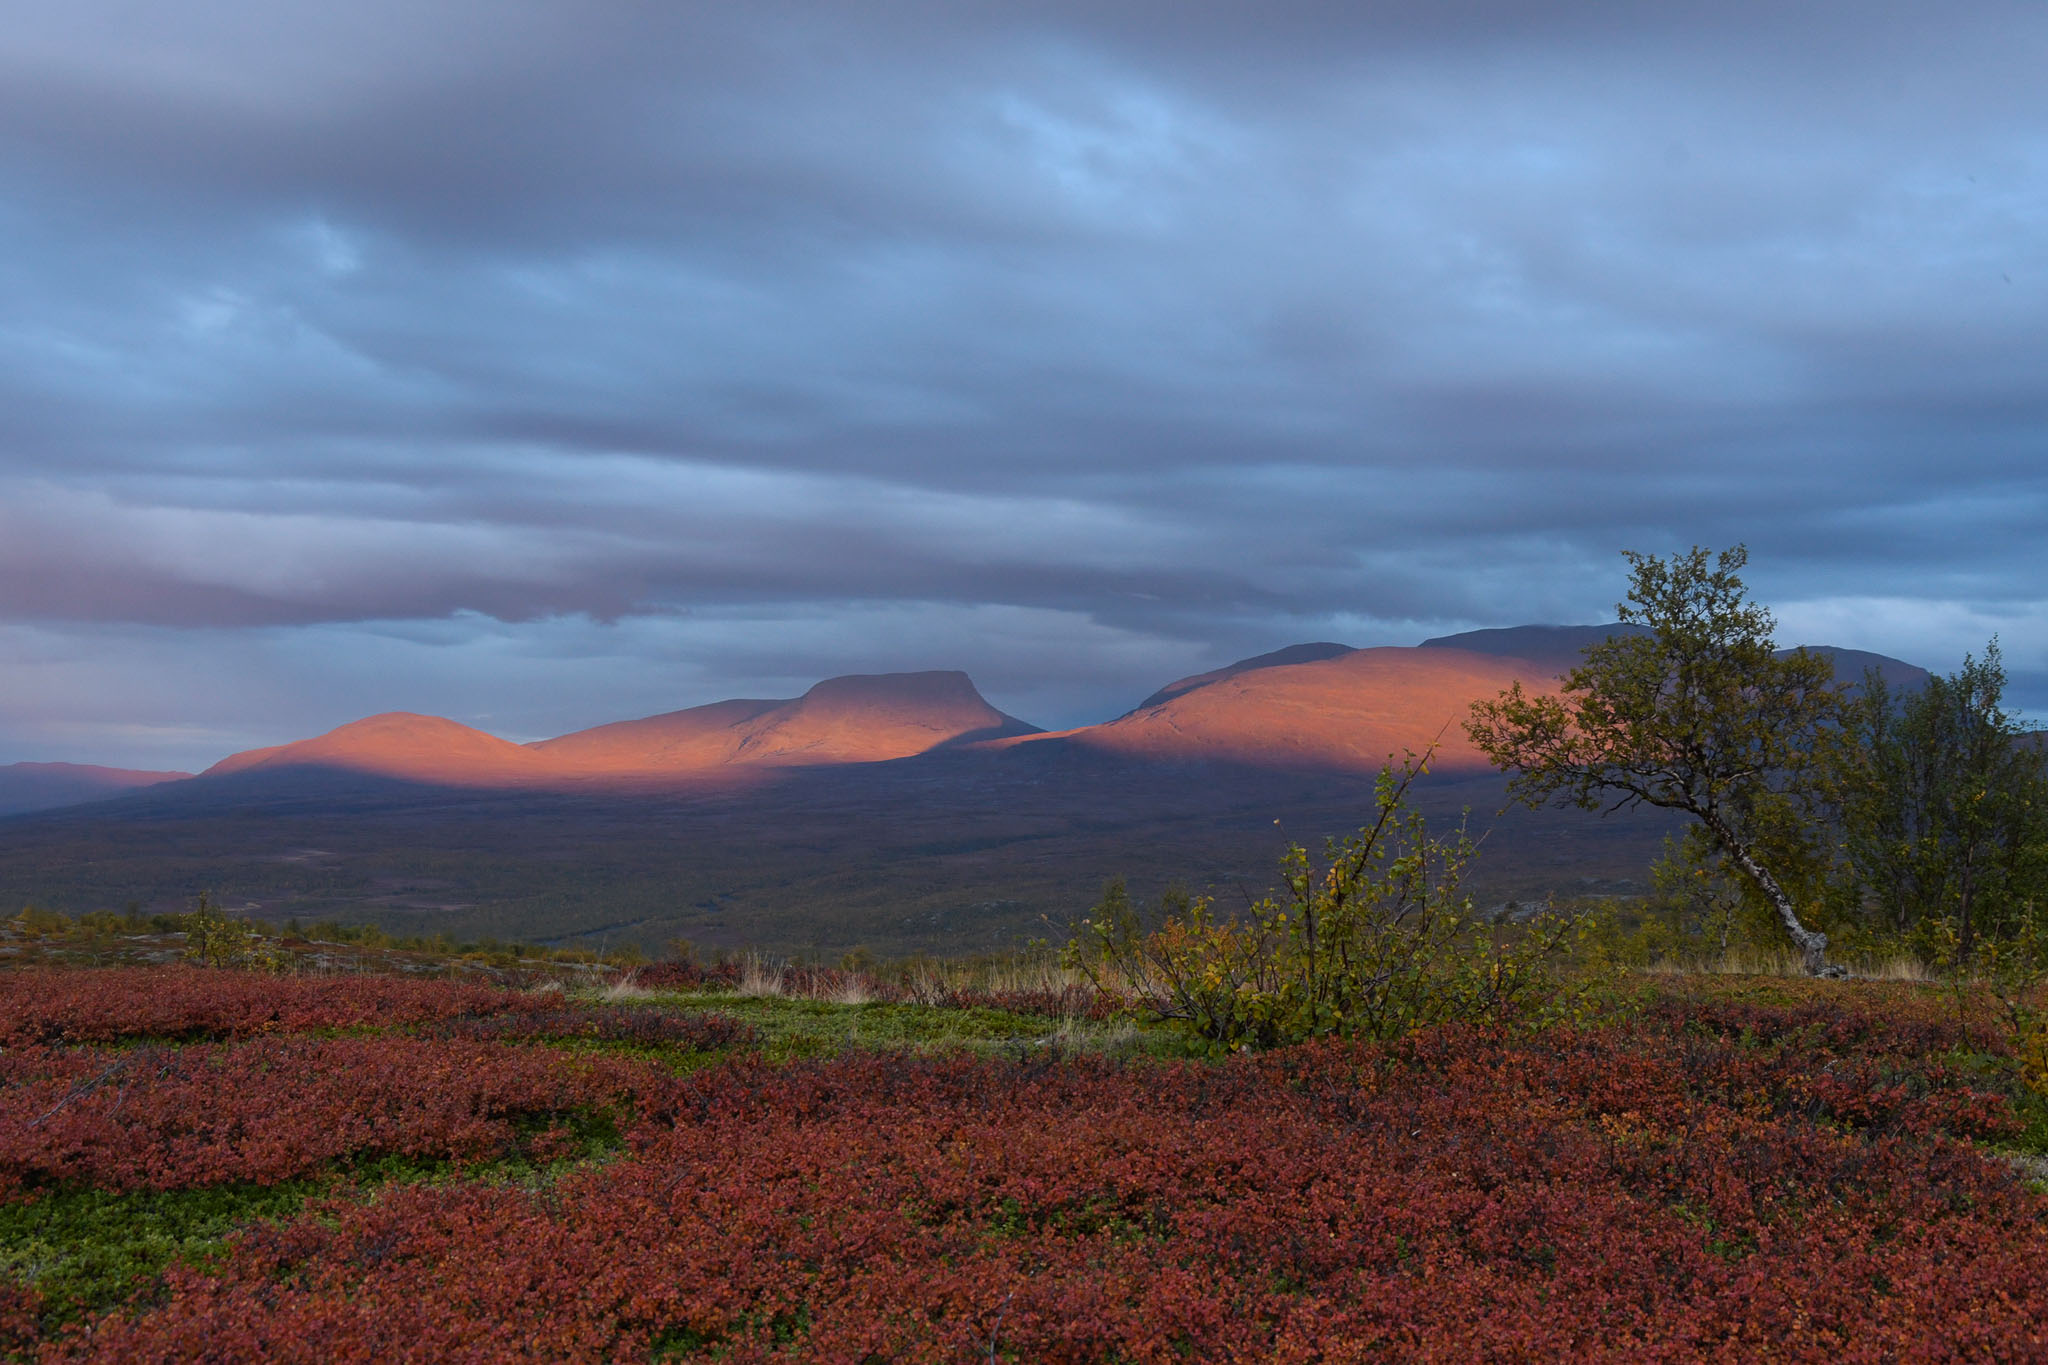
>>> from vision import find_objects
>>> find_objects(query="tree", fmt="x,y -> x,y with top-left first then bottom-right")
1830,640 -> 2047,960
1465,546 -> 1847,975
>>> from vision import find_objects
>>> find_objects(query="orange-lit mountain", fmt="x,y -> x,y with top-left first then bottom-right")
1129,642 -> 1355,712
202,713 -> 558,788
532,670 -> 1037,774
0,762 -> 192,817
994,626 -> 1928,776
191,672 -> 1040,791
1004,644 -> 1552,774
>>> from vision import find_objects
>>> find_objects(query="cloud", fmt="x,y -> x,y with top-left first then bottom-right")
0,1 -> 2043,762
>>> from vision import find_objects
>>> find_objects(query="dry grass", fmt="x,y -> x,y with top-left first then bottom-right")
1855,955 -> 1936,983
737,953 -> 787,999
599,974 -> 656,1002
824,977 -> 875,1006
1697,946 -> 1806,977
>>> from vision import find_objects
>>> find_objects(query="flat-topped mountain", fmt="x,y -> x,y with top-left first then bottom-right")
0,762 -> 191,817
533,671 -> 1037,774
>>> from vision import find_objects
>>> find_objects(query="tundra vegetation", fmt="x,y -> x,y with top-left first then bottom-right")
5,549 -> 2048,1357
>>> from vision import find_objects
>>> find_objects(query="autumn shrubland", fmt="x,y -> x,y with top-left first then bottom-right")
1,942 -> 2047,1361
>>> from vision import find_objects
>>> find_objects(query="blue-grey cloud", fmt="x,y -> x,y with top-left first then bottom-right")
0,1 -> 2043,766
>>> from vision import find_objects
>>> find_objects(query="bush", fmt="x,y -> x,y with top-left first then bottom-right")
1069,757 -> 1588,1051
181,893 -> 272,970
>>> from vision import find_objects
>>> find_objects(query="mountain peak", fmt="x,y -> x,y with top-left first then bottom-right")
532,670 -> 1039,777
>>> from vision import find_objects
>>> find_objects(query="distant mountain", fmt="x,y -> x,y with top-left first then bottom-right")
1793,647 -> 1930,692
0,762 -> 191,817
201,713 -> 555,789
1426,624 -> 1929,691
534,671 -> 1037,774
182,672 -> 1041,795
1421,624 -> 1652,673
1131,643 -> 1356,712
1010,645 -> 1558,775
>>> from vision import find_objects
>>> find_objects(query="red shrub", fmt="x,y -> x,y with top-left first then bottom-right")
41,1019 -> 2048,1362
0,1036 -> 661,1195
0,1276 -> 39,1357
0,966 -> 552,1046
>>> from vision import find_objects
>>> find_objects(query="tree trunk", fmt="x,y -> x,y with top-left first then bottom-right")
1699,811 -> 1842,977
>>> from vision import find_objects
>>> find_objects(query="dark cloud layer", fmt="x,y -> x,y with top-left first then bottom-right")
1,2 -> 2044,766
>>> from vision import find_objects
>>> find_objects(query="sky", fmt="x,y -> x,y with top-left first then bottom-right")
1,0 -> 2043,770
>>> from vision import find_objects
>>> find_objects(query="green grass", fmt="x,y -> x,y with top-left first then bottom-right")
635,989 -> 1171,1063
1,1124 -> 636,1339
1,1181 -> 318,1327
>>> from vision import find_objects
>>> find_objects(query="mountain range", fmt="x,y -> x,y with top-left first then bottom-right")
0,627 -> 1927,955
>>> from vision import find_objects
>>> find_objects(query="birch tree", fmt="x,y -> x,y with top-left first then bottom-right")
1465,546 -> 1847,975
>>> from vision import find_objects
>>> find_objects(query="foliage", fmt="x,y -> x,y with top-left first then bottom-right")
179,891 -> 277,970
0,965 -> 557,1046
1828,641 -> 2048,958
0,1180 -> 319,1331
26,999 -> 2048,1361
0,1035 -> 662,1197
1467,545 -> 1847,973
1069,758 -> 1586,1051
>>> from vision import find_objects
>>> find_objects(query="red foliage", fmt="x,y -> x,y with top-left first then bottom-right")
0,1036 -> 661,1195
629,960 -> 742,991
0,966 -> 551,1046
0,1276 -> 39,1357
41,1014 -> 2048,1362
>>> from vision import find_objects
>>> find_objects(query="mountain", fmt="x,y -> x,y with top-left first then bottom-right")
1420,624 -> 1652,672
1131,643 -> 1356,712
201,713 -> 556,789
1424,625 -> 1930,692
0,762 -> 191,817
1794,647 -> 1929,692
533,671 -> 1037,774
1015,645 -> 1559,774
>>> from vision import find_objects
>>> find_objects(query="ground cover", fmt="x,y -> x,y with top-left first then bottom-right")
2,962 -> 2046,1360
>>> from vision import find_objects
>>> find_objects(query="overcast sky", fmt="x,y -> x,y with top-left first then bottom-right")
1,0 -> 2043,768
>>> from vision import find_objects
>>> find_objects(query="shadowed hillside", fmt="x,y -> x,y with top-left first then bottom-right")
0,763 -> 191,818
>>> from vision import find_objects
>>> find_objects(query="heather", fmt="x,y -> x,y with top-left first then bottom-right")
2,962 -> 2046,1360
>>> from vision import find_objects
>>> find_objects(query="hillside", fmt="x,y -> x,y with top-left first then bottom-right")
1013,645 -> 1559,773
0,763 -> 191,818
201,713 -> 557,789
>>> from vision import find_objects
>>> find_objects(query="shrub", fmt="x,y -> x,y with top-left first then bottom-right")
0,966 -> 552,1046
1069,757 -> 1586,1051
180,892 -> 272,970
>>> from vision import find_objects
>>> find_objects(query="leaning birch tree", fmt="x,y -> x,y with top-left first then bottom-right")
1465,545 -> 1847,975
